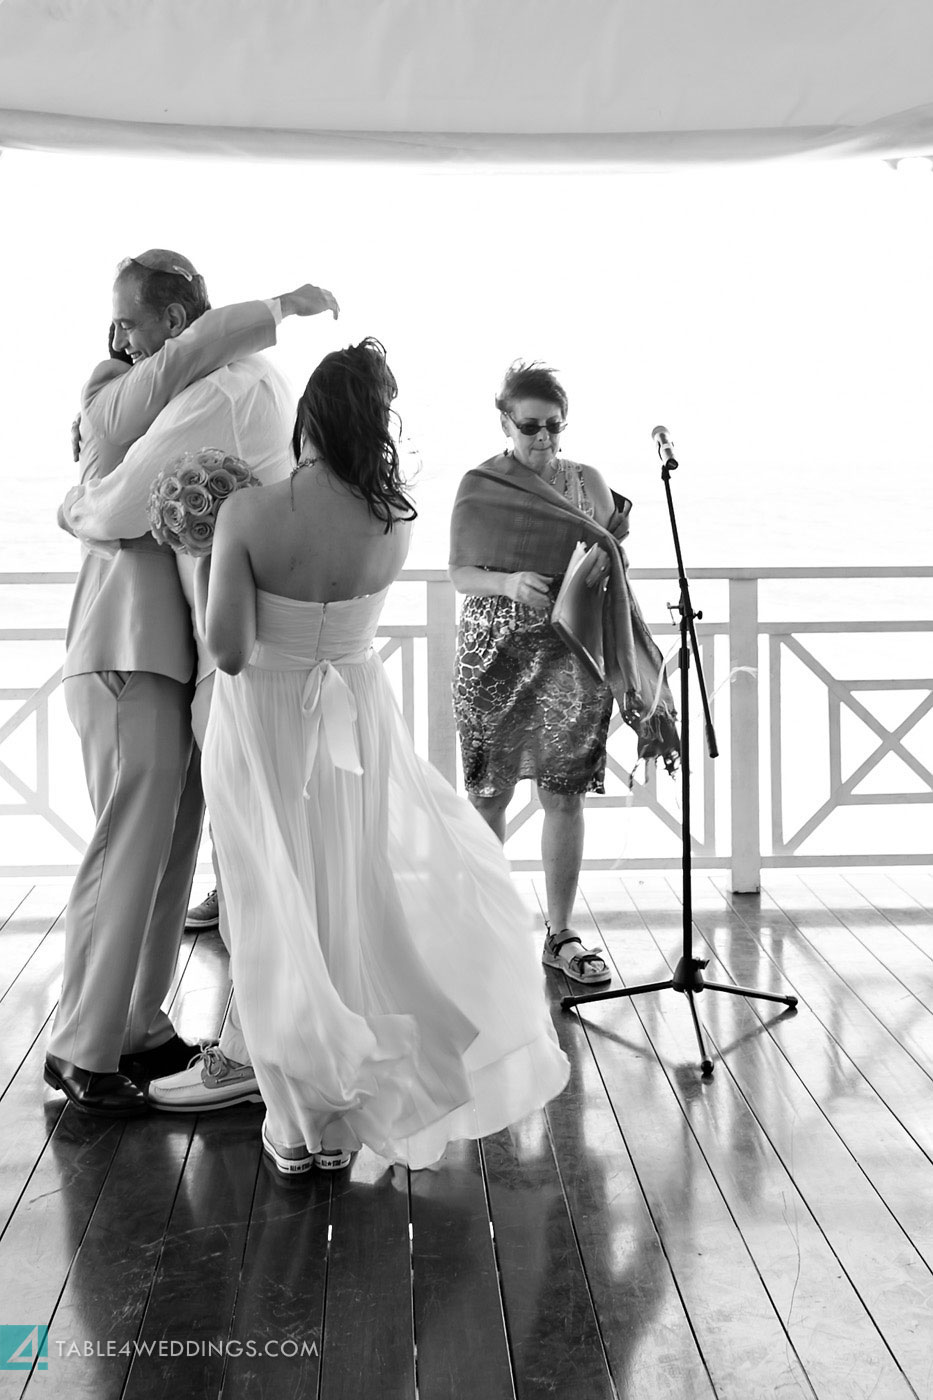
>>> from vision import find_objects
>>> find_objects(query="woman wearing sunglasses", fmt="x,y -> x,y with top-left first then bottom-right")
448,360 -> 625,986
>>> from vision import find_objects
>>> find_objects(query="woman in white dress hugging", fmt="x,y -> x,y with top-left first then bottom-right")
196,338 -> 570,1177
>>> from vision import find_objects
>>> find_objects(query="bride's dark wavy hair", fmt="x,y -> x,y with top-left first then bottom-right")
291,338 -> 416,531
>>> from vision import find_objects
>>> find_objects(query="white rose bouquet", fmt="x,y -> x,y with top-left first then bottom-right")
148,448 -> 260,556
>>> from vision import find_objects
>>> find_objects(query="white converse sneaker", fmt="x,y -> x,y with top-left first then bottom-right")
147,1042 -> 262,1112
312,1148 -> 353,1171
261,1120 -> 314,1176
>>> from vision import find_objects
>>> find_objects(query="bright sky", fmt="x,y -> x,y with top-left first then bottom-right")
1,147 -> 931,573
1,147 -> 930,866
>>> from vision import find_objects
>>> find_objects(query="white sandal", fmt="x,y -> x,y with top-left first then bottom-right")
542,926 -> 611,985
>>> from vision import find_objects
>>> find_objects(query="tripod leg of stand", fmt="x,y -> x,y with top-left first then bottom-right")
700,980 -> 798,1008
561,978 -> 675,1012
683,987 -> 714,1076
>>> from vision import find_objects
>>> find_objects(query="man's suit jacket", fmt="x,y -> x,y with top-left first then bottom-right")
62,301 -> 279,684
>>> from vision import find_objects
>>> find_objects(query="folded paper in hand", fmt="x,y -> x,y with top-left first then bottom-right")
551,541 -> 606,685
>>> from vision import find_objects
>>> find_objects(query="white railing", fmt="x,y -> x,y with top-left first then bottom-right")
2,568 -> 932,890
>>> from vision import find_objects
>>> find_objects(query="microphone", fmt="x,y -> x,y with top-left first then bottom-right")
651,425 -> 679,470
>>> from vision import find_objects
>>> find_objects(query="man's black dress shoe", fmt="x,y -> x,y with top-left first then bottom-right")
44,1054 -> 148,1118
119,1033 -> 198,1085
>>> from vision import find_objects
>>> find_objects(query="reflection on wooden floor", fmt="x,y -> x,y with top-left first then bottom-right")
1,869 -> 932,1399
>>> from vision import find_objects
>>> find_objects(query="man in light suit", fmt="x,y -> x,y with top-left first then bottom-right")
48,250 -> 338,1116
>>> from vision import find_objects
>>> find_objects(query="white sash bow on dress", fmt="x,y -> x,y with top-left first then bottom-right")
300,655 -> 368,788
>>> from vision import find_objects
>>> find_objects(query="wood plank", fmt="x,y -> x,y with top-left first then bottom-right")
763,876 -> 933,1070
0,1104 -> 124,1347
0,924 -> 49,1008
570,876 -> 816,1400
161,926 -> 233,1048
884,869 -> 933,911
1,872 -> 931,1400
221,1161 -> 332,1398
481,884 -> 622,1400
0,881 -> 68,936
482,1111 -> 616,1400
801,871 -> 933,991
0,1030 -> 64,1238
696,876 -> 933,1396
0,879 -> 33,926
36,1116 -> 195,1400
121,1107 -> 264,1399
532,876 -> 714,1398
0,886 -> 66,1078
0,923 -> 64,1087
543,984 -> 715,1400
319,1148 -> 415,1400
409,1138 -> 514,1400
717,878 -> 933,1163
616,875 -> 916,1400
0,897 -> 68,1240
845,871 -> 933,962
0,883 -> 43,1001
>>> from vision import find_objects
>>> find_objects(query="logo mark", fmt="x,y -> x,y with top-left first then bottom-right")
0,1326 -> 49,1370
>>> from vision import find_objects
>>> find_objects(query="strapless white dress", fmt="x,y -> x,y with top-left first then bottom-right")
202,587 -> 569,1168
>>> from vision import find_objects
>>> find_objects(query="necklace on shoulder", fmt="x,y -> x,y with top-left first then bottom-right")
290,454 -> 323,478
289,454 -> 324,508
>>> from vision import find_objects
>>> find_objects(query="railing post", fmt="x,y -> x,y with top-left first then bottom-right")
425,576 -> 458,785
729,576 -> 761,892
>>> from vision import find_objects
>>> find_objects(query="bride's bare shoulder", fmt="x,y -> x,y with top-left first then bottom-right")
214,477 -> 283,540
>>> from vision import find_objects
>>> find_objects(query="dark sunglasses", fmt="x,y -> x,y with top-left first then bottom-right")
507,413 -> 567,437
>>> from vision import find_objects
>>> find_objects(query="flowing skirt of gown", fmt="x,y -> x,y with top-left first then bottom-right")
202,587 -> 570,1168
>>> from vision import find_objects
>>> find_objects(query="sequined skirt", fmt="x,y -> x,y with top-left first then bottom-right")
453,593 -> 613,797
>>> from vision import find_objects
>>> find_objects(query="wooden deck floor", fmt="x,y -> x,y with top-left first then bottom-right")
1,869 -> 932,1400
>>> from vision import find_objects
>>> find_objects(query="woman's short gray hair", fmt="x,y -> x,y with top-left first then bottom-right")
495,360 -> 568,417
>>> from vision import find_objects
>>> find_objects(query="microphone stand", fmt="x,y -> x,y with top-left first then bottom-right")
560,441 -> 797,1074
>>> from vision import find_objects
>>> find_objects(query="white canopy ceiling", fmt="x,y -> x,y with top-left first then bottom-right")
2,0 -> 933,166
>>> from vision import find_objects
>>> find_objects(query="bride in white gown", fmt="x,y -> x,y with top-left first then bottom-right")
197,339 -> 569,1176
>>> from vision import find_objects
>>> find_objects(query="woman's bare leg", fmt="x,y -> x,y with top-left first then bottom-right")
539,786 -> 607,976
538,787 -> 585,930
469,785 -> 516,844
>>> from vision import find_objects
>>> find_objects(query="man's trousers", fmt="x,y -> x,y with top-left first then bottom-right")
48,670 -> 203,1072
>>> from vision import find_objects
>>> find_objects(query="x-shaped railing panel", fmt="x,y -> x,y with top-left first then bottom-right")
0,666 -> 88,853
772,633 -> 933,853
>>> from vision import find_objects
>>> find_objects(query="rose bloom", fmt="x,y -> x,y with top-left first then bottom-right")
180,485 -> 212,517
161,499 -> 187,534
180,465 -> 210,488
158,475 -> 183,500
208,469 -> 237,499
183,518 -> 215,556
196,447 -> 229,471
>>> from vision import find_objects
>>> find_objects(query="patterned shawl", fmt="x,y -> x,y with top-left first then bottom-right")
450,454 -> 680,772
